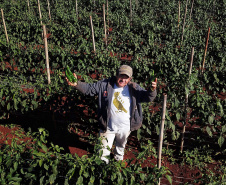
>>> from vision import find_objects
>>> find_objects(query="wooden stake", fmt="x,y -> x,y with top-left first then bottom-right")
27,0 -> 30,13
90,16 -> 96,53
130,0 -> 132,26
178,1 -> 180,30
157,93 -> 167,185
136,0 -> 139,9
103,4 -> 107,47
43,25 -> 51,84
180,47 -> 194,153
188,47 -> 194,76
181,0 -> 189,42
76,0 -> 78,18
106,0 -> 109,35
1,9 -> 9,43
189,0 -> 194,20
47,0 -> 51,20
37,0 -> 43,25
201,27 -> 210,74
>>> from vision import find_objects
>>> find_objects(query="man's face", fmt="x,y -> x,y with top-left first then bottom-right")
116,74 -> 131,87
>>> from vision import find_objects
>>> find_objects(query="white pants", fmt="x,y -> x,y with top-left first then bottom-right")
99,129 -> 131,164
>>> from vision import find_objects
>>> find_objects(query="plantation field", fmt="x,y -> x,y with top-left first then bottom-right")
0,0 -> 225,184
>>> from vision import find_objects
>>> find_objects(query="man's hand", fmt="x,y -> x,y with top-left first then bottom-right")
151,78 -> 158,91
66,73 -> 78,87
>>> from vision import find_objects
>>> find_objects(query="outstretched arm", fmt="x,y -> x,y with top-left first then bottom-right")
66,73 -> 103,96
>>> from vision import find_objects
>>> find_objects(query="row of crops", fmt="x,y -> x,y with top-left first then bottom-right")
0,0 -> 225,184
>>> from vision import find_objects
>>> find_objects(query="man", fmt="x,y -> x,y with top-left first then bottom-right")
66,65 -> 157,164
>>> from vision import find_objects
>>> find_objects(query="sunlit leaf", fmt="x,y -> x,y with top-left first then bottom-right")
218,135 -> 224,147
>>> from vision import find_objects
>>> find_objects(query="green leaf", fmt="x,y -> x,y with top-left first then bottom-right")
39,159 -> 43,167
217,100 -> 223,116
166,175 -> 172,185
140,173 -> 146,181
9,177 -> 22,182
83,171 -> 89,178
174,98 -> 179,108
99,179 -> 105,184
208,115 -> 214,124
34,151 -> 44,156
14,162 -> 18,170
147,128 -> 152,136
41,144 -> 48,153
7,103 -> 10,111
111,173 -> 116,181
38,128 -> 45,133
89,176 -> 95,184
1,100 -> 5,106
49,174 -> 56,184
185,86 -> 189,95
40,176 -> 45,184
76,176 -> 83,185
52,165 -> 58,175
137,128 -> 142,141
44,163 -> 49,171
206,126 -> 213,137
14,98 -> 18,110
222,125 -> 226,133
218,135 -> 224,148
176,112 -> 180,121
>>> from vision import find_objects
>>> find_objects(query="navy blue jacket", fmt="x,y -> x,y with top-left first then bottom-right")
75,76 -> 157,132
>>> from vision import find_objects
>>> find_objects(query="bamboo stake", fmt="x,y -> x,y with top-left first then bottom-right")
136,0 -> 139,9
106,0 -> 109,35
180,47 -> 194,153
76,0 -> 78,18
181,0 -> 189,42
130,0 -> 132,26
189,0 -> 194,21
27,0 -> 30,13
201,27 -> 210,74
188,48 -> 194,75
37,0 -> 43,25
103,4 -> 107,47
47,0 -> 51,20
43,25 -> 51,84
1,9 -> 9,43
178,1 -> 180,30
157,93 -> 167,185
90,16 -> 96,53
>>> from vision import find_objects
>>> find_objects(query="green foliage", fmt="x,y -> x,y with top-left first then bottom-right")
196,161 -> 226,184
0,0 -> 225,183
0,125 -> 171,184
182,148 -> 214,169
